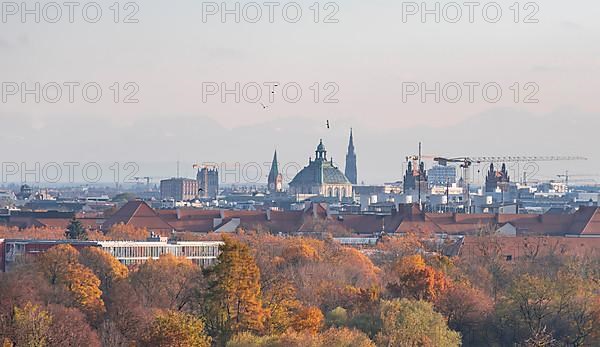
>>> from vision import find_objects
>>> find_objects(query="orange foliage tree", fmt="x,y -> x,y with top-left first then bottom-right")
386,254 -> 448,301
292,306 -> 324,334
203,237 -> 266,343
79,247 -> 129,292
104,223 -> 149,241
36,245 -> 105,321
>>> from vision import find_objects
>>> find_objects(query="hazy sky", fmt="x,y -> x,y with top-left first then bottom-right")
1,0 -> 599,185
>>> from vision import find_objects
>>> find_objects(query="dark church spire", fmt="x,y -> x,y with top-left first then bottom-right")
345,128 -> 357,184
268,150 -> 283,192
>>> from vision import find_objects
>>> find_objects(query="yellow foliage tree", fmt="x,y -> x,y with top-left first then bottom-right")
376,299 -> 461,347
105,223 -> 149,241
11,302 -> 52,347
36,245 -> 105,320
204,237 -> 266,342
283,241 -> 320,264
144,310 -> 211,347
227,327 -> 375,347
79,247 -> 128,291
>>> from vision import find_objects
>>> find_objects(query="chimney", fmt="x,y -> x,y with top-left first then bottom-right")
176,208 -> 181,220
313,203 -> 318,219
266,209 -> 271,221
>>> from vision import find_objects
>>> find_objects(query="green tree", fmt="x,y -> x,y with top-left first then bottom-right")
326,307 -> 348,327
143,310 -> 211,347
375,299 -> 461,347
204,237 -> 266,343
65,218 -> 87,240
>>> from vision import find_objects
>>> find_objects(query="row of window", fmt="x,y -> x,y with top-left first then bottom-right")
101,245 -> 221,260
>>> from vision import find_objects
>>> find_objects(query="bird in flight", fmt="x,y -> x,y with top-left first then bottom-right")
260,102 -> 270,110
326,120 -> 330,129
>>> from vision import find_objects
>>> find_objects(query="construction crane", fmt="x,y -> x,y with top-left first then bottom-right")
192,163 -> 218,170
133,176 -> 160,191
557,171 -> 600,186
431,156 -> 587,213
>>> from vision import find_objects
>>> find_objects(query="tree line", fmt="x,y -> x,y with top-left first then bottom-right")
0,229 -> 599,346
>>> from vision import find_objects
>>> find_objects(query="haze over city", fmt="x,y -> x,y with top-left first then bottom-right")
2,0 -> 599,183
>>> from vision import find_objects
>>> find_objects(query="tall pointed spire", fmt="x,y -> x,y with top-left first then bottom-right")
345,128 -> 358,184
270,150 -> 279,176
268,150 -> 283,193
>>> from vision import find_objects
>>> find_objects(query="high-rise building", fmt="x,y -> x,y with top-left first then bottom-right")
427,165 -> 457,186
344,128 -> 357,184
267,150 -> 283,193
197,167 -> 219,198
160,178 -> 198,201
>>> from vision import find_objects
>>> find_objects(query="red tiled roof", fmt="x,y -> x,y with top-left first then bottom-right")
569,206 -> 600,235
102,201 -> 173,232
460,235 -> 600,260
158,209 -> 222,221
167,219 -> 214,233
98,202 -> 600,237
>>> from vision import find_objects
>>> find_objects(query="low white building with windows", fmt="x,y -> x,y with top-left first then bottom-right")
1,238 -> 224,271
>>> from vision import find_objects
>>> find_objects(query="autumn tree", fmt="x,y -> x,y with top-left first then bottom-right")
497,274 -> 558,344
292,306 -> 324,334
227,327 -> 375,347
65,218 -> 87,240
203,237 -> 266,343
0,270 -> 48,339
105,223 -> 149,241
373,234 -> 423,265
376,299 -> 461,347
435,281 -> 493,345
282,241 -> 320,264
326,307 -> 348,327
36,245 -> 105,321
130,254 -> 200,311
386,254 -> 448,301
103,280 -> 152,344
497,272 -> 600,346
46,304 -> 101,347
262,279 -> 302,334
11,303 -> 52,347
143,311 -> 211,347
0,226 -> 64,240
79,247 -> 128,292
